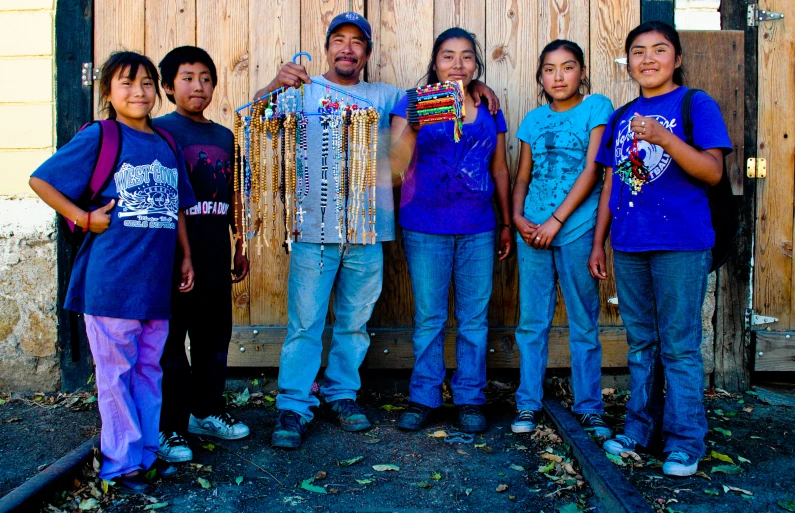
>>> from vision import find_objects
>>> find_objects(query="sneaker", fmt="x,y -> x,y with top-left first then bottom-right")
396,402 -> 433,431
188,412 -> 250,440
578,413 -> 613,438
271,410 -> 308,449
458,404 -> 487,433
603,434 -> 638,455
157,431 -> 193,463
147,458 -> 178,479
113,471 -> 150,495
663,451 -> 699,477
323,399 -> 372,432
511,410 -> 540,433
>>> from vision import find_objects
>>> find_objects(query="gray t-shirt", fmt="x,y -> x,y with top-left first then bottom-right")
288,76 -> 404,243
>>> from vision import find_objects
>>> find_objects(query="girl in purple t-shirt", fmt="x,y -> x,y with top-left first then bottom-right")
591,22 -> 731,477
390,27 -> 512,433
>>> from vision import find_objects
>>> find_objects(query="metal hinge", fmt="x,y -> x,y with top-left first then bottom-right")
745,308 -> 779,329
746,157 -> 766,178
748,4 -> 784,27
82,62 -> 100,88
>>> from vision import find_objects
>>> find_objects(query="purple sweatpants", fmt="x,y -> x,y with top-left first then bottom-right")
84,315 -> 168,480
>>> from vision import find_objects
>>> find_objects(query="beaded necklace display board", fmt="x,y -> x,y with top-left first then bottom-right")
233,53 -> 379,270
406,80 -> 466,142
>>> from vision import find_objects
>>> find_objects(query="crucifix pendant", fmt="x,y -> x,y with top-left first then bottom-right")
256,237 -> 264,256
292,228 -> 301,242
283,237 -> 293,253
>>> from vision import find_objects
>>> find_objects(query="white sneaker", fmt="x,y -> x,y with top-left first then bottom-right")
157,431 -> 193,463
663,451 -> 699,477
188,412 -> 250,440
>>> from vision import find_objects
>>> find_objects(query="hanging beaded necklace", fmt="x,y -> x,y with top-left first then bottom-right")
615,116 -> 650,208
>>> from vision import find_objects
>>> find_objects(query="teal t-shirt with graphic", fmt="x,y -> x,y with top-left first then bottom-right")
516,94 -> 613,246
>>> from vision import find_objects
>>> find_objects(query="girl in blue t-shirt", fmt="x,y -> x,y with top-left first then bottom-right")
30,52 -> 195,492
590,22 -> 731,477
511,39 -> 614,438
389,27 -> 512,433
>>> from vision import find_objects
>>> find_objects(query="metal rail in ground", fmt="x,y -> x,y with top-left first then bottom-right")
0,435 -> 99,513
542,398 -> 653,513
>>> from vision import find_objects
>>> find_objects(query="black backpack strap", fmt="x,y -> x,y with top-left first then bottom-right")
605,97 -> 639,150
681,88 -> 702,147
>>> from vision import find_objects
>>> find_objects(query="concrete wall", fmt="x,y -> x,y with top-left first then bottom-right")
676,0 -> 721,30
0,0 -> 59,392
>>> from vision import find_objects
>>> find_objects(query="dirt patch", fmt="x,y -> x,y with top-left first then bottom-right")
30,382 -> 597,512
0,392 -> 99,497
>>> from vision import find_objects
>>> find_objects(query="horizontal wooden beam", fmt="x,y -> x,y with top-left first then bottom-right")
754,331 -> 795,372
225,327 -> 629,369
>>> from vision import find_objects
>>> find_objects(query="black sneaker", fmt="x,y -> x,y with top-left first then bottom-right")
271,410 -> 308,449
458,404 -> 487,433
396,402 -> 433,431
323,399 -> 372,432
577,413 -> 613,438
114,472 -> 150,495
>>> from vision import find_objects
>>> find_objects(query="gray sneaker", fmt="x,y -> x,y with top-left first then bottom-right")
603,434 -> 638,455
188,412 -> 250,440
511,410 -> 540,433
157,431 -> 193,463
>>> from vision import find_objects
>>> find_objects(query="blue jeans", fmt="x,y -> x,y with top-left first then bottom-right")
402,229 -> 495,407
613,249 -> 711,458
276,242 -> 383,420
515,230 -> 604,414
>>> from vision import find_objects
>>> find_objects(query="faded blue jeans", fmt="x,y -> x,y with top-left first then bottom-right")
614,249 -> 711,458
402,229 -> 495,407
515,229 -> 604,414
276,242 -> 383,421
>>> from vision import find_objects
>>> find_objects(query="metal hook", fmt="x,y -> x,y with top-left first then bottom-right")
292,52 -> 312,64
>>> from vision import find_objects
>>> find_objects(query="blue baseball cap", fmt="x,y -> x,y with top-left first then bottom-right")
326,11 -> 372,41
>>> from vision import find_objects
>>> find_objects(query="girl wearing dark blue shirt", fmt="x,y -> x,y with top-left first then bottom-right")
590,22 -> 731,477
30,52 -> 195,493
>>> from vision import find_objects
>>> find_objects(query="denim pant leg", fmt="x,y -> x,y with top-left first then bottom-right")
613,250 -> 665,449
320,243 -> 384,403
450,230 -> 495,406
84,315 -> 146,480
555,231 -> 604,414
651,250 -> 711,458
403,229 -> 454,408
133,319 -> 168,472
514,241 -> 558,412
277,242 -> 339,421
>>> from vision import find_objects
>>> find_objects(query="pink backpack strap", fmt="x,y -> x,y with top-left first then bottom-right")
86,119 -> 122,202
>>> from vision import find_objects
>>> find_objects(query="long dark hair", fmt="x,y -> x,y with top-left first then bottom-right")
535,39 -> 590,105
98,51 -> 162,121
424,27 -> 484,91
624,21 -> 685,86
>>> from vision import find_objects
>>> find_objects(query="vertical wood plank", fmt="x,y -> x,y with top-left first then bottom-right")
433,0 -> 485,43
196,0 -> 250,325
247,0 -> 300,325
755,0 -> 795,329
94,0 -> 146,119
590,0 -> 640,327
301,0 -> 365,78
145,0 -> 197,118
365,0 -> 435,328
538,0 -> 590,66
485,0 -> 537,326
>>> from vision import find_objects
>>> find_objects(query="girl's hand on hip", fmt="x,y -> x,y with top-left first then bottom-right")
89,199 -> 115,234
630,113 -> 672,147
529,217 -> 561,250
497,226 -> 513,261
179,257 -> 194,293
588,246 -> 608,280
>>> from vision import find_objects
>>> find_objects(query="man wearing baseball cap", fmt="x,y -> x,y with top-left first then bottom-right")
253,12 -> 499,449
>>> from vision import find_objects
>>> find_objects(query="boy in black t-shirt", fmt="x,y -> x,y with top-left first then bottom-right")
153,46 -> 250,463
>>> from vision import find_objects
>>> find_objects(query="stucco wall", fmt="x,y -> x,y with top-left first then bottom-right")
0,0 -> 59,392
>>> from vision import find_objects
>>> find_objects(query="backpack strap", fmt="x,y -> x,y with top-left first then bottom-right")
681,88 -> 702,148
152,125 -> 179,157
82,119 -> 122,203
605,97 -> 639,150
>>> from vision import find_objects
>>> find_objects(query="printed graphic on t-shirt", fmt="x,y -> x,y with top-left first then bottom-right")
114,159 -> 179,229
614,115 -> 676,184
182,144 -> 232,217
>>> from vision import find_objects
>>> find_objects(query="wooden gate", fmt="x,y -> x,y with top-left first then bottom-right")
753,0 -> 795,372
92,0 -> 644,369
